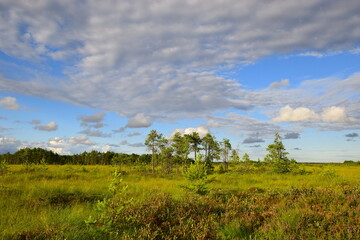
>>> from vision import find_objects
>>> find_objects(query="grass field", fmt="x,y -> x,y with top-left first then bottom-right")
0,163 -> 359,239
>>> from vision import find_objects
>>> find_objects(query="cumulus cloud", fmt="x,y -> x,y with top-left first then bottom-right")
48,137 -> 66,147
274,105 -> 318,122
47,136 -> 108,154
0,96 -> 21,110
284,132 -> 300,139
274,105 -> 355,123
34,121 -> 58,131
172,126 -> 209,138
269,79 -> 289,89
320,106 -> 350,122
102,145 -> 111,153
0,136 -> 23,153
126,113 -> 152,128
242,137 -> 265,144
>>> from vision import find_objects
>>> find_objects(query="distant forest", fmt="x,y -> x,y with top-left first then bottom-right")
1,147 -> 358,166
0,147 -> 152,165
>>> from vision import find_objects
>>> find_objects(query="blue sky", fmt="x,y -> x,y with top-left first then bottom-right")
1,0 -> 360,162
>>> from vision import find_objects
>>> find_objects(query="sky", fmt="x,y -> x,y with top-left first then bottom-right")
0,0 -> 360,162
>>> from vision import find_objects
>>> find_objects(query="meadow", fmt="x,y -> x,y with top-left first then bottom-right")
0,163 -> 359,239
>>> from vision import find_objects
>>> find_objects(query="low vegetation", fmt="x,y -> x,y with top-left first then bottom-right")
0,132 -> 359,239
0,162 -> 359,239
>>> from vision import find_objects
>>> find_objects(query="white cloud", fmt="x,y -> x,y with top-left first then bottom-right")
320,106 -> 351,122
0,0 -> 359,139
1,0 -> 359,124
0,96 -> 21,110
274,105 -> 356,123
172,126 -> 209,138
126,113 -> 152,128
0,136 -> 22,153
49,137 -> 66,147
274,105 -> 319,122
34,121 -> 58,131
102,145 -> 111,153
269,79 -> 289,89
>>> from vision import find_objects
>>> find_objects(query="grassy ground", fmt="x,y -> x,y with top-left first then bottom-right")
0,163 -> 359,239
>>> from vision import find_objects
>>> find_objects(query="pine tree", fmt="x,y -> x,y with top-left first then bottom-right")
265,133 -> 295,173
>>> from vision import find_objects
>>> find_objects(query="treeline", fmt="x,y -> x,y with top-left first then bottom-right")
0,147 -> 152,165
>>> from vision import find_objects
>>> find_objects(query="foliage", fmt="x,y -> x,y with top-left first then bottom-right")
221,138 -> 232,171
265,132 -> 297,173
85,170 -> 131,238
172,132 -> 191,170
186,131 -> 202,161
230,149 -> 240,164
242,153 -> 251,162
145,129 -> 164,173
1,164 -> 359,239
0,159 -> 9,175
182,154 -> 213,195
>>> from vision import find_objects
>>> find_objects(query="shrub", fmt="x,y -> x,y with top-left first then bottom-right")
0,159 -> 9,175
182,155 -> 213,195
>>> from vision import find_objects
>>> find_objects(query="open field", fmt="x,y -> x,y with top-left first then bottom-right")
1,163 -> 359,239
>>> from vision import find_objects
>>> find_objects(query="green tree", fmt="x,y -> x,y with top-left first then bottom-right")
221,139 -> 231,171
230,149 -> 240,164
186,132 -> 202,161
158,137 -> 174,174
202,133 -> 220,162
265,132 -> 296,173
145,130 -> 163,173
172,132 -> 190,170
242,153 -> 251,163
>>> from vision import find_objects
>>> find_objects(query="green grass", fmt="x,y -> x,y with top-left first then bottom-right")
1,164 -> 359,239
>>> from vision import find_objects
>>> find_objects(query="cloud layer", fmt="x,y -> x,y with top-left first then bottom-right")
0,0 -> 359,124
0,0 -> 359,157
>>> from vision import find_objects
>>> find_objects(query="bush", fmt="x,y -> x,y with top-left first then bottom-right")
0,160 -> 9,175
182,155 -> 213,195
